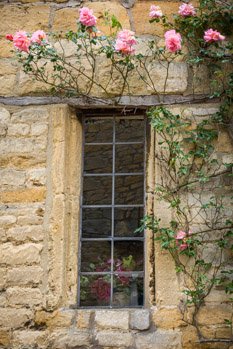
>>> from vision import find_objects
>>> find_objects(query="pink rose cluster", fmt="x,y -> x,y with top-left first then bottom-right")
175,230 -> 192,251
164,30 -> 182,52
79,7 -> 97,27
149,5 -> 163,19
204,28 -> 225,43
178,3 -> 196,17
115,29 -> 137,55
6,30 -> 48,53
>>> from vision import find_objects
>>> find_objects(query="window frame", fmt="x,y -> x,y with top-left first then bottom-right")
77,112 -> 147,308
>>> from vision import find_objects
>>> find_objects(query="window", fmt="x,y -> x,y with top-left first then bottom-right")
78,113 -> 146,308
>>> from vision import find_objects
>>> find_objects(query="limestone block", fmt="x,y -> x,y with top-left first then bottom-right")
95,330 -> 133,347
51,329 -> 91,348
46,309 -> 75,328
0,293 -> 7,306
0,107 -> 10,122
0,123 -> 7,137
152,307 -> 185,329
0,5 -> 50,34
54,40 -> 78,58
0,37 -> 14,58
11,107 -> 49,123
135,329 -> 182,349
76,310 -> 93,329
130,309 -> 150,330
7,123 -> 30,136
13,330 -> 47,346
95,310 -> 129,330
0,329 -> 11,346
6,225 -> 44,242
182,104 -> 220,118
30,123 -> 48,136
17,209 -> 44,225
7,287 -> 42,306
0,187 -> 46,204
132,1 -> 179,36
0,215 -> 16,227
18,70 -> 50,96
0,138 -> 37,155
0,169 -> 26,188
0,308 -> 33,328
217,130 -> 233,153
26,168 -> 46,187
197,305 -> 233,326
146,62 -> 188,94
0,267 -> 7,289
7,266 -> 43,286
0,60 -> 18,96
0,242 -> 42,265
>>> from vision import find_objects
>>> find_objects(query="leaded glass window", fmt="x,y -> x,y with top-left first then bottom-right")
78,115 -> 146,308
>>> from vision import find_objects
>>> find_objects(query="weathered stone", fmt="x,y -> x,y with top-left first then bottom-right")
0,292 -> 7,306
135,329 -> 182,349
26,168 -> 46,187
0,107 -> 10,122
197,305 -> 233,326
0,267 -> 6,289
0,308 -> 33,328
7,266 -> 43,286
0,123 -> 8,137
11,107 -> 49,123
183,104 -> 220,118
76,310 -> 93,329
130,309 -> 150,330
0,243 -> 42,265
0,60 -> 18,96
0,187 -> 46,204
146,62 -> 188,94
96,330 -> 133,347
13,330 -> 46,346
0,329 -> 11,346
95,310 -> 129,330
51,329 -> 91,348
30,123 -> 48,136
6,225 -> 44,242
7,287 -> 42,306
0,215 -> 16,227
7,123 -> 30,136
0,5 -> 50,34
132,1 -> 179,36
0,169 -> 26,188
152,307 -> 185,329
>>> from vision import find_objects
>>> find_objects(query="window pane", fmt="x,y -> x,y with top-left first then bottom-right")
81,241 -> 111,272
115,118 -> 144,142
113,274 -> 143,307
114,241 -> 144,271
82,208 -> 112,238
114,207 -> 143,237
80,275 -> 111,307
115,175 -> 144,205
85,118 -> 113,143
84,145 -> 112,174
83,176 -> 112,205
115,144 -> 144,173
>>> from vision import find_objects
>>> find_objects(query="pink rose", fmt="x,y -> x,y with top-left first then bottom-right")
6,34 -> 13,41
204,29 -> 225,43
164,29 -> 182,52
179,243 -> 189,251
175,230 -> 186,240
149,5 -> 163,19
31,30 -> 48,45
79,7 -> 97,27
178,3 -> 196,17
91,278 -> 110,301
115,29 -> 137,55
13,31 -> 30,52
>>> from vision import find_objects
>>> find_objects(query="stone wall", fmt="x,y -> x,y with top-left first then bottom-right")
0,1 -> 233,348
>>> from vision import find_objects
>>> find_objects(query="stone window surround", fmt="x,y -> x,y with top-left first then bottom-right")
44,104 -> 155,312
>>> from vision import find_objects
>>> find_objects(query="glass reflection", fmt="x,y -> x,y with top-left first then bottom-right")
85,118 -> 113,143
82,208 -> 111,238
112,275 -> 143,306
114,207 -> 143,237
83,176 -> 112,205
81,241 -> 111,272
115,118 -> 144,142
80,275 -> 111,307
114,241 -> 144,271
115,144 -> 144,173
115,175 -> 144,205
84,145 -> 112,174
